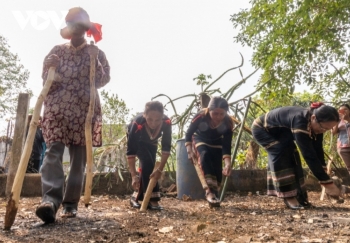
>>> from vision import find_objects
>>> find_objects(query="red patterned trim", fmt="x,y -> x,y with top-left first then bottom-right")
310,102 -> 324,109
192,114 -> 203,123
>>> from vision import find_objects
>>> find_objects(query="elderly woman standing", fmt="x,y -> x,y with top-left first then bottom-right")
35,7 -> 110,223
185,97 -> 233,208
252,103 -> 341,209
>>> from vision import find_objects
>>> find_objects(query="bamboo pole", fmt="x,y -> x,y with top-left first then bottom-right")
4,67 -> 56,230
231,116 -> 252,135
84,41 -> 96,207
220,97 -> 252,202
140,162 -> 161,212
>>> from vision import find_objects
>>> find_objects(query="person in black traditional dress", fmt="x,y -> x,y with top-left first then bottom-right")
252,102 -> 342,209
26,115 -> 45,173
127,101 -> 172,210
185,97 -> 233,207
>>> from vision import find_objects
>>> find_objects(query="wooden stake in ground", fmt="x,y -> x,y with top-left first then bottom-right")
4,67 -> 56,230
5,93 -> 29,197
192,154 -> 209,190
140,162 -> 161,212
84,41 -> 97,207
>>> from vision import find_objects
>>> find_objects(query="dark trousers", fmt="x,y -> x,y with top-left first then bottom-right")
26,158 -> 41,173
338,147 -> 350,175
194,144 -> 222,197
40,142 -> 86,211
133,142 -> 160,202
252,125 -> 308,202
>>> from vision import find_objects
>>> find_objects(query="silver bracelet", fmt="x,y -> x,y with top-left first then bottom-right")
156,168 -> 163,173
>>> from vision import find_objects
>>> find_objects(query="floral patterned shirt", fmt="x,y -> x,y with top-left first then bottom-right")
337,120 -> 350,148
41,40 -> 110,147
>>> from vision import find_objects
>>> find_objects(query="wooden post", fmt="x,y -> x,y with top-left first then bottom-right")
5,93 -> 29,197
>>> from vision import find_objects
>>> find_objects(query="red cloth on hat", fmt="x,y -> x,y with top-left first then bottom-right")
86,22 -> 102,43
310,102 -> 324,109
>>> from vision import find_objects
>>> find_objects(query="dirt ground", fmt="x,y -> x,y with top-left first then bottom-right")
1,191 -> 350,243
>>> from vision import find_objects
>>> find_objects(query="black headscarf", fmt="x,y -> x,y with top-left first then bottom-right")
208,97 -> 229,112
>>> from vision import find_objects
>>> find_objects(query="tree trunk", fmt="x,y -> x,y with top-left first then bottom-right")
200,93 -> 211,108
244,140 -> 259,169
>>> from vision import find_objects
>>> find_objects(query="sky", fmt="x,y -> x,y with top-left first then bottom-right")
0,0 -> 260,133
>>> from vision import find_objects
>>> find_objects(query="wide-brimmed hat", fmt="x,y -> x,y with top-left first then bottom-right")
60,7 -> 102,43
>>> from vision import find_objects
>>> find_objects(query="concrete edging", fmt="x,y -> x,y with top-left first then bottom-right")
1,169 -> 347,197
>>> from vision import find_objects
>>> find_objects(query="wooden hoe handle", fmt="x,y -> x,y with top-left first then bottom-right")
140,162 -> 161,212
4,67 -> 56,230
192,155 -> 208,190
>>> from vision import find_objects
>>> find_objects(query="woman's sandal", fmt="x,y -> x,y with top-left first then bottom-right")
130,198 -> 141,209
206,192 -> 220,208
61,207 -> 77,218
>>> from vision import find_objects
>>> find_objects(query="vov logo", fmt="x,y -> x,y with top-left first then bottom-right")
12,10 -> 68,30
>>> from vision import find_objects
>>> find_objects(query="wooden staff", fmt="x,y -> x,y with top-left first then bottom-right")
4,67 -> 56,230
192,154 -> 209,190
140,162 -> 161,212
84,41 -> 96,207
